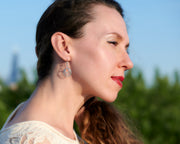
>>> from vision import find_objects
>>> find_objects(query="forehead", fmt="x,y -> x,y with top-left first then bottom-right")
83,5 -> 128,40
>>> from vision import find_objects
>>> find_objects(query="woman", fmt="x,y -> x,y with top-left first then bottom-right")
0,0 -> 141,143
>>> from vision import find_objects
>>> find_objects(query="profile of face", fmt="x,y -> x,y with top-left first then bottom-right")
69,5 -> 133,102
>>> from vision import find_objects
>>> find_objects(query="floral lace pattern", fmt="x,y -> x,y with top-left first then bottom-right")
0,121 -> 79,144
0,103 -> 79,144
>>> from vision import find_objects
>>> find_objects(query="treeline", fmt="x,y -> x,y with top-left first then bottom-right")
114,68 -> 180,144
0,68 -> 180,144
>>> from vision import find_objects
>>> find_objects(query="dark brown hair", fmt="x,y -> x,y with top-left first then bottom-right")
35,0 -> 123,81
78,98 -> 143,144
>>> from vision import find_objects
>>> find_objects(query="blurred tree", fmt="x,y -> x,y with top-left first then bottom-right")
0,69 -> 35,127
0,67 -> 180,144
114,68 -> 180,144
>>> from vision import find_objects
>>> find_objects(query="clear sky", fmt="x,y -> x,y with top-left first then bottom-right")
0,0 -> 180,84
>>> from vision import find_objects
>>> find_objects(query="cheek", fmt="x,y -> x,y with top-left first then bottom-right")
70,42 -> 99,83
97,47 -> 117,71
71,39 -> 118,85
72,41 -> 117,76
72,39 -> 99,68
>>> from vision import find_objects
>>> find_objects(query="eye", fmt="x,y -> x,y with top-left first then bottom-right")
107,41 -> 118,46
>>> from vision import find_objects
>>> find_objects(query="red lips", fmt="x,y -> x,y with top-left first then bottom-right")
111,76 -> 124,87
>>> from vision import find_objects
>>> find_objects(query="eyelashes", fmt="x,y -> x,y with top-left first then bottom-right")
107,41 -> 130,54
107,41 -> 118,46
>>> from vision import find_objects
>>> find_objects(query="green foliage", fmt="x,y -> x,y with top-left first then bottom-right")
114,68 -> 180,144
0,69 -> 35,127
0,67 -> 180,144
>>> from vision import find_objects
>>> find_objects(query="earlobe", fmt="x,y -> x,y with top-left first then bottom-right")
51,32 -> 71,61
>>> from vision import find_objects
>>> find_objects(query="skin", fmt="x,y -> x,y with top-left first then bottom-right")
5,4 -> 133,141
70,5 -> 133,102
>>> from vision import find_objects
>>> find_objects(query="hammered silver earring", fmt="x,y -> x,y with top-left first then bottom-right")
57,62 -> 72,79
63,62 -> 72,77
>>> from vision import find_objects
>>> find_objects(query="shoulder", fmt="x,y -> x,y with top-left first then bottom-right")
0,121 -> 51,143
0,121 -> 79,144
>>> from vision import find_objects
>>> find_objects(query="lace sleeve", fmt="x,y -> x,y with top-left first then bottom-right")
1,128 -> 52,144
9,135 -> 51,144
0,121 -> 79,144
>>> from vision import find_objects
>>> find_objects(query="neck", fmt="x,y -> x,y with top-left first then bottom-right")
25,75 -> 86,139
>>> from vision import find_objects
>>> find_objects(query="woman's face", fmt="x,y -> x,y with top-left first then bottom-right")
70,5 -> 133,102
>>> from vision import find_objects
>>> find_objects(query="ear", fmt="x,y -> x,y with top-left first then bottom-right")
51,32 -> 71,61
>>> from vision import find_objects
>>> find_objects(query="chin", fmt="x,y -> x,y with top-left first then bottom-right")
104,97 -> 117,103
99,93 -> 118,103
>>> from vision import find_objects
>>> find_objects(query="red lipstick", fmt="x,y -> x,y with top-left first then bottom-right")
111,76 -> 124,87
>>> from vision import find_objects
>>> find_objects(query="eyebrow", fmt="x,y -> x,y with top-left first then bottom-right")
108,32 -> 123,40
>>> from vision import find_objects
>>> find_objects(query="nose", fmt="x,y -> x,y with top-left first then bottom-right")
118,51 -> 134,71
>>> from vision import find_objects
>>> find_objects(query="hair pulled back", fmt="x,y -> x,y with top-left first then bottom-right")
35,1 -> 143,143
35,0 -> 123,81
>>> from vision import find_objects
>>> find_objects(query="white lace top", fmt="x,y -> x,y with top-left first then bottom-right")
0,103 -> 80,144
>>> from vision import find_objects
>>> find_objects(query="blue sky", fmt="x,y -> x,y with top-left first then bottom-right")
0,0 -> 180,84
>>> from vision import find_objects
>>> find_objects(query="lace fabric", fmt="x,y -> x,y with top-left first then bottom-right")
0,103 -> 80,144
0,121 -> 80,144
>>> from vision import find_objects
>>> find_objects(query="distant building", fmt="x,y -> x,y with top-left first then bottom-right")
8,51 -> 20,89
